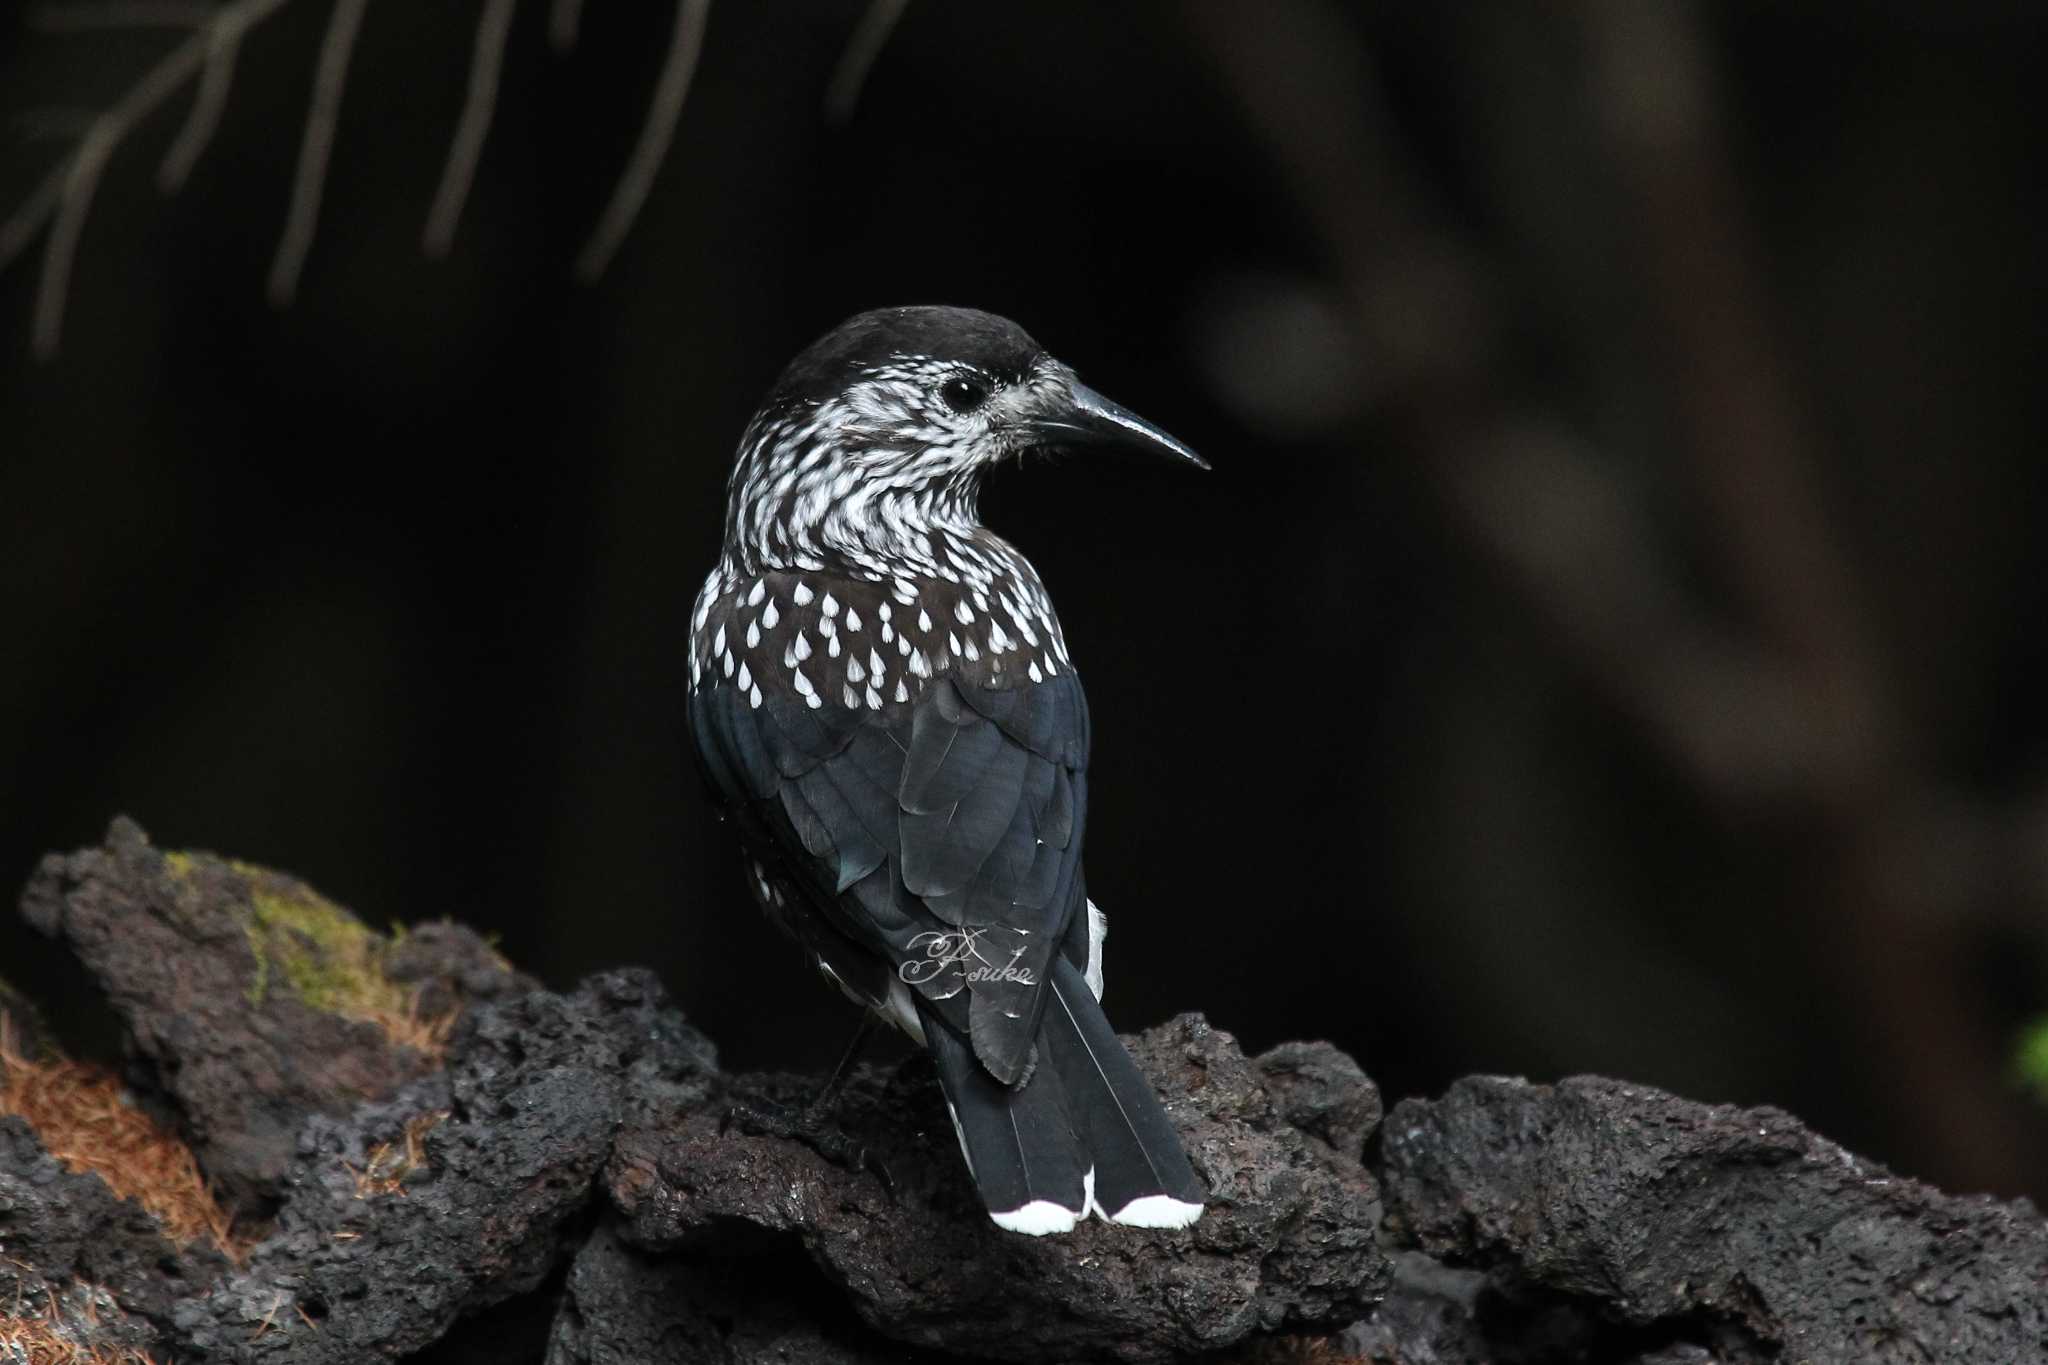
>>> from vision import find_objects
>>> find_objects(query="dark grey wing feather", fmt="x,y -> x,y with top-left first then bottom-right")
689,669 -> 1092,1087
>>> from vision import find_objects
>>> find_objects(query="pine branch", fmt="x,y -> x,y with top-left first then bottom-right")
2,0 -> 292,358
267,0 -> 367,306
423,0 -> 517,258
548,0 -> 582,53
158,7 -> 253,191
3,0 -> 744,349
573,0 -> 709,281
823,0 -> 909,126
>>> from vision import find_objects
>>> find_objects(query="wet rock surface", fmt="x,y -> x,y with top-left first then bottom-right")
544,1220 -> 917,1365
0,1115 -> 227,1343
166,969 -> 716,1362
6,820 -> 2047,1363
608,1015 -> 1387,1363
1379,1075 -> 2048,1364
20,818 -> 535,1213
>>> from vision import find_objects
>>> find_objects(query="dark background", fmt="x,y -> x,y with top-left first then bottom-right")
4,1 -> 2045,1202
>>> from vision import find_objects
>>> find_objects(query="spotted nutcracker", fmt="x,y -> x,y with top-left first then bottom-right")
687,306 -> 1208,1234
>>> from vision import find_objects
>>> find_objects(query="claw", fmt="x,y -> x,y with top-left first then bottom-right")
719,1086 -> 886,1187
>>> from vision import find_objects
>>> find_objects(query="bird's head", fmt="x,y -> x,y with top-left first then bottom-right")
721,306 -> 1204,576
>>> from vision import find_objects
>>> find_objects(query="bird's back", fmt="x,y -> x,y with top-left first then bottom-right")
687,540 -> 1093,1083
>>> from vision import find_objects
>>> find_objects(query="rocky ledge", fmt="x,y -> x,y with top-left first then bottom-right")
1,819 -> 2041,1363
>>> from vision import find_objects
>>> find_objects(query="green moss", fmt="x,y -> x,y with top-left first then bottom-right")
2018,1017 -> 2048,1105
233,870 -> 406,1025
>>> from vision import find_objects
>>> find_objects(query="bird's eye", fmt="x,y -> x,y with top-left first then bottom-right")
939,376 -> 991,413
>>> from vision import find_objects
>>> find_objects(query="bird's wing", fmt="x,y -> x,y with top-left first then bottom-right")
689,670 -> 1090,1085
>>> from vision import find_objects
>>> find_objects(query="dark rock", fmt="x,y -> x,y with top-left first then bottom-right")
545,1219 -> 919,1365
166,971 -> 719,1363
0,1277 -> 165,1363
28,822 -> 2040,1363
385,918 -> 541,1020
407,1264 -> 570,1365
1254,1039 -> 1382,1159
20,817 -> 536,1213
1379,1074 -> 2048,1365
609,1013 -> 1388,1364
0,1114 -> 226,1338
1340,1252 -> 1491,1365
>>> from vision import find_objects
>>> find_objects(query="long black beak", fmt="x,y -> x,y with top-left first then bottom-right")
1026,381 -> 1210,471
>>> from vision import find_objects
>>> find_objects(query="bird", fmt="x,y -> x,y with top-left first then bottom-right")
686,305 -> 1209,1236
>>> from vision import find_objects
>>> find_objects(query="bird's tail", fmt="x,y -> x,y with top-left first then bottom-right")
921,955 -> 1205,1235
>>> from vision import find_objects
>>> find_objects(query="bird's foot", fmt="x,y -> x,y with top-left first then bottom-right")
719,1091 -> 895,1195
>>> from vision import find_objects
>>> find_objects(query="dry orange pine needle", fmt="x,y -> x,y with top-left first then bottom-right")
0,1286 -> 164,1365
0,1017 -> 241,1258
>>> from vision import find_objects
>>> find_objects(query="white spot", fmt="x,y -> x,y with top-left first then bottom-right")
822,593 -> 840,617
866,684 -> 883,709
845,608 -> 862,632
878,601 -> 892,621
817,957 -> 864,1004
762,598 -> 781,630
989,621 -> 1013,653
918,608 -> 933,633
894,680 -> 909,703
848,657 -> 866,684
881,622 -> 894,644
1110,1195 -> 1203,1230
963,639 -> 980,662
793,632 -> 812,662
1028,660 -> 1043,682
747,580 -> 765,606
746,619 -> 761,649
869,647 -> 887,676
1083,899 -> 1107,1000
792,668 -> 814,697
955,600 -> 975,624
819,616 -> 835,639
909,648 -> 931,679
713,624 -> 726,655
949,632 -> 962,656
1044,657 -> 1059,677
737,662 -> 752,691
792,582 -> 813,606
748,684 -> 763,708
897,634 -> 911,657
828,635 -> 842,658
991,1200 -> 1081,1237
843,684 -> 861,708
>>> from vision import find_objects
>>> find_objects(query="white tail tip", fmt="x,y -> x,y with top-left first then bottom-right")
1109,1194 -> 1205,1229
989,1199 -> 1082,1236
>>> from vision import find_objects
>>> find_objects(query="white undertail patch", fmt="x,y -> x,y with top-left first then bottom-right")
882,978 -> 926,1044
1084,898 -> 1107,1001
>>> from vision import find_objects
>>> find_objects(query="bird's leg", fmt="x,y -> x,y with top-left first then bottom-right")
801,1007 -> 879,1123
720,1011 -> 891,1189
